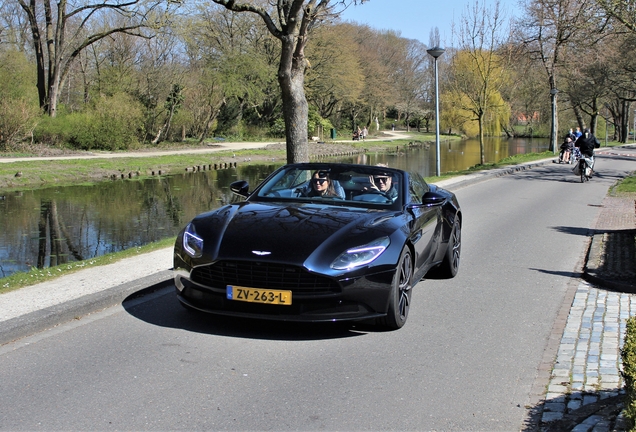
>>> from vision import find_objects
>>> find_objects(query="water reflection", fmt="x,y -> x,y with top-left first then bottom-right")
0,165 -> 279,278
0,138 -> 548,278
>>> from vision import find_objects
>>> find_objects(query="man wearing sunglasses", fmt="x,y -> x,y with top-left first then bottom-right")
367,171 -> 398,201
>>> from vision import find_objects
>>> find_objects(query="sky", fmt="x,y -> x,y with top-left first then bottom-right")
339,0 -> 519,47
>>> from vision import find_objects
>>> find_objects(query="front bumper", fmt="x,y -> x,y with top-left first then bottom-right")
173,268 -> 395,323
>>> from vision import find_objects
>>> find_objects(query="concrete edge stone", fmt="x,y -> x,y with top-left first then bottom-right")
0,270 -> 174,346
543,395 -> 625,431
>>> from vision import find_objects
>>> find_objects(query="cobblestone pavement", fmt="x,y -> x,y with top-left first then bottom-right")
540,196 -> 636,431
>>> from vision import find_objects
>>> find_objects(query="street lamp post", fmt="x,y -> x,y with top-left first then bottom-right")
550,88 -> 559,154
427,47 -> 445,176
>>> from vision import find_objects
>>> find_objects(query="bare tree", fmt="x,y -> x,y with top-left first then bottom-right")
393,39 -> 428,132
209,0 -> 365,164
596,0 -> 636,32
519,0 -> 600,149
448,0 -> 512,165
15,0 -> 174,117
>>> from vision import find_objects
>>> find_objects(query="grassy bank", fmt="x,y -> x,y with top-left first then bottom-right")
0,147 -> 284,192
0,134 -> 434,191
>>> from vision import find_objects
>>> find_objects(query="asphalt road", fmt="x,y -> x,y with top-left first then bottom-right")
1,154 -> 635,430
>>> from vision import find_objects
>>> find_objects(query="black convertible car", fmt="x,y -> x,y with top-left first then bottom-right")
173,163 -> 461,330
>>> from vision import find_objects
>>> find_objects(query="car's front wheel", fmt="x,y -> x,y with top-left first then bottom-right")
378,246 -> 413,330
438,218 -> 461,278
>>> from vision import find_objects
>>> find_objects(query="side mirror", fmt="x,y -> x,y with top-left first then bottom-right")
230,180 -> 249,197
422,191 -> 446,206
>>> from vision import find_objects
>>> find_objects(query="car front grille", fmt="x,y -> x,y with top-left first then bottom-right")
191,261 -> 340,295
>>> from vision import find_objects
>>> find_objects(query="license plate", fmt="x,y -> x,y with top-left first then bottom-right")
226,285 -> 292,305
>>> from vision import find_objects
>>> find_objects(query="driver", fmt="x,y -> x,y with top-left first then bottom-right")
367,169 -> 398,201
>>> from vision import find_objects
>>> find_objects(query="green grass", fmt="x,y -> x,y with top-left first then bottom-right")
0,237 -> 175,294
0,148 -> 287,192
612,173 -> 636,195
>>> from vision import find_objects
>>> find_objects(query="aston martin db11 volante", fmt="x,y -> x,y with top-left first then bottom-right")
173,163 -> 461,329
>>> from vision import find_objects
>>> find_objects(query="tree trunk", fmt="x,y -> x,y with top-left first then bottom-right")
199,99 -> 226,144
478,111 -> 485,165
621,100 -> 631,143
573,104 -> 585,131
280,73 -> 309,163
279,35 -> 308,164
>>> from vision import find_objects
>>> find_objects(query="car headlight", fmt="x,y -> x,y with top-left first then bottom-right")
183,223 -> 203,258
331,237 -> 390,270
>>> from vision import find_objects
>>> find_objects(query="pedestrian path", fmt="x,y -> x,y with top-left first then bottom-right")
542,282 -> 630,428
539,190 -> 636,430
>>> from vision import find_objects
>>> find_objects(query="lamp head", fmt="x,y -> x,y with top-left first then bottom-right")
427,47 -> 445,58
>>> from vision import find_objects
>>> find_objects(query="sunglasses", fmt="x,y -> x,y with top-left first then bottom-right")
373,176 -> 390,183
312,178 -> 328,185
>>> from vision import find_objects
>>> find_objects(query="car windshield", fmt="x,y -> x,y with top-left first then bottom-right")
254,164 -> 403,208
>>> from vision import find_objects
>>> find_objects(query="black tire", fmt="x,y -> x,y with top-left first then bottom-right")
437,218 -> 461,278
378,246 -> 413,330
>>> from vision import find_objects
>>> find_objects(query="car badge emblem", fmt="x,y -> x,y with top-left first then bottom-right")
252,250 -> 271,256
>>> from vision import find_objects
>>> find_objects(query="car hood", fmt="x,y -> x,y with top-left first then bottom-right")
192,202 -> 402,266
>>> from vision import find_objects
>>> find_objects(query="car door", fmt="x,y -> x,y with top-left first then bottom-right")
407,174 -> 441,278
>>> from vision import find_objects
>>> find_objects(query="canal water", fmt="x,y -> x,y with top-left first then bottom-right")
0,137 -> 549,278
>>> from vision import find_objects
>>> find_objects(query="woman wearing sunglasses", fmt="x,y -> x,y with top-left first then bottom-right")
306,171 -> 342,198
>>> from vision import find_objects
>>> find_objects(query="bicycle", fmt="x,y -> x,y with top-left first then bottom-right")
577,155 -> 594,183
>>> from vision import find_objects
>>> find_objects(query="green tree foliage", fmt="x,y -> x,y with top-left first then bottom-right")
351,26 -> 402,129
208,0 -> 368,163
305,23 -> 364,120
448,0 -> 512,164
181,5 -> 277,140
5,0 -> 636,154
446,50 -> 511,156
0,50 -> 40,148
15,0 -> 174,117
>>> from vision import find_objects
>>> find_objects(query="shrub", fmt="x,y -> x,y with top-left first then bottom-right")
34,93 -> 144,150
268,118 -> 286,138
0,98 -> 40,150
621,316 -> 636,428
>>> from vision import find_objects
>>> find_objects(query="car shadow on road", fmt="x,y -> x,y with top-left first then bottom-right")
122,286 -> 374,341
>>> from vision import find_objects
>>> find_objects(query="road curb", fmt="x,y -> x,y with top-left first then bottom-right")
0,270 -> 173,346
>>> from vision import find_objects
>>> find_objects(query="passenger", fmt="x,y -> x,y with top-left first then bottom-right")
367,170 -> 398,201
574,127 -> 583,139
304,171 -> 345,199
560,136 -> 574,163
